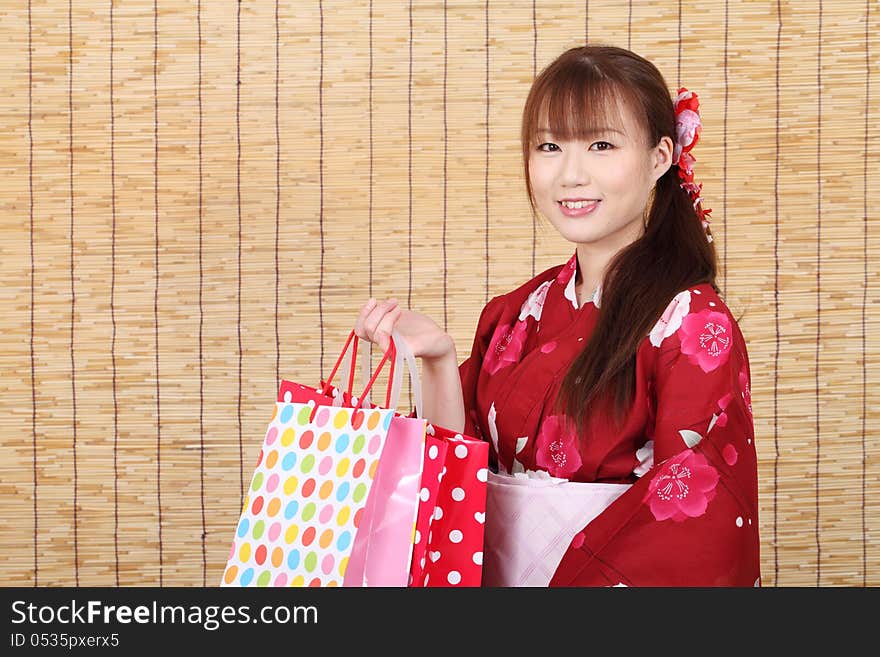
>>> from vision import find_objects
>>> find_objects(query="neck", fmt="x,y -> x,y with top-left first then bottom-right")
574,245 -> 611,301
574,224 -> 645,301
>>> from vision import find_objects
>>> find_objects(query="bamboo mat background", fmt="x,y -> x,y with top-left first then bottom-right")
1,0 -> 877,587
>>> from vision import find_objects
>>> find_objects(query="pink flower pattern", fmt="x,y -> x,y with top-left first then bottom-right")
678,309 -> 732,373
458,251 -> 759,585
645,449 -> 719,522
722,444 -> 738,466
484,319 -> 528,375
534,415 -> 583,479
713,392 -> 734,429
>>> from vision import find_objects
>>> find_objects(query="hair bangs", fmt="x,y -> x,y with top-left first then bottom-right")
524,68 -> 641,148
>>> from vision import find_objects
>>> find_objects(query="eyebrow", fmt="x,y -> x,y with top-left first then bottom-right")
536,127 -> 626,137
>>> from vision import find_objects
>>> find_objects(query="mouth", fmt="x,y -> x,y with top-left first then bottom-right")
557,198 -> 600,217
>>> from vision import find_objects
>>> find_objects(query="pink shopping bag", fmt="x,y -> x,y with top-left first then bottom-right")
343,412 -> 426,586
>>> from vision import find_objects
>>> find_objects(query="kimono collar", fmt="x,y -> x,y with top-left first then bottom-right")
556,251 -> 602,310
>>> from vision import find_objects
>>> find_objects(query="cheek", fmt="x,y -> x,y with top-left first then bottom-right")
604,162 -> 651,196
528,162 -> 554,195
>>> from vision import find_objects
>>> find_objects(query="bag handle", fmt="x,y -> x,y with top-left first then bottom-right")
321,330 -> 359,399
353,336 -> 395,412
317,330 -> 396,417
389,329 -> 423,419
349,331 -> 422,418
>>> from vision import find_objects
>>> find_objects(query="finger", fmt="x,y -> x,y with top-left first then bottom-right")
354,298 -> 377,338
362,299 -> 398,341
358,298 -> 387,339
374,305 -> 403,352
364,301 -> 398,348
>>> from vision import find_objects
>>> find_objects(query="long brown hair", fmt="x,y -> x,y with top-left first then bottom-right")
521,45 -> 718,432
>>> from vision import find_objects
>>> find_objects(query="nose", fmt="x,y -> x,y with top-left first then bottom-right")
560,148 -> 591,187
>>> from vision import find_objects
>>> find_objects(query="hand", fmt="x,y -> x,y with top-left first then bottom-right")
354,298 -> 455,362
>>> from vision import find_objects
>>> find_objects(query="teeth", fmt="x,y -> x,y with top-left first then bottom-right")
561,200 -> 596,209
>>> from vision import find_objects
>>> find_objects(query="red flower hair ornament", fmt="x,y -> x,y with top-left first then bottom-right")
673,88 -> 713,241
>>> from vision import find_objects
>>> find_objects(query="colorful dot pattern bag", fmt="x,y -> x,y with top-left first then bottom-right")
221,334 -> 400,587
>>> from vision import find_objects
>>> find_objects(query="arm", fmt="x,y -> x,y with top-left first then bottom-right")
421,342 -> 466,433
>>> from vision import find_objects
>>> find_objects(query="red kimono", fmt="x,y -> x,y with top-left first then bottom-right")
459,252 -> 761,586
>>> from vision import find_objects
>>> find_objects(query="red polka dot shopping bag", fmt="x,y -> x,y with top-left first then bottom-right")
410,425 -> 488,587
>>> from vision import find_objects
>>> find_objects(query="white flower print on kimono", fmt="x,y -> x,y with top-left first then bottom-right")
510,436 -> 529,474
649,290 -> 691,347
633,440 -> 655,478
518,280 -> 552,322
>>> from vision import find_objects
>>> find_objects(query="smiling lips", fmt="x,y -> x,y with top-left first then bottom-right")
558,198 -> 600,217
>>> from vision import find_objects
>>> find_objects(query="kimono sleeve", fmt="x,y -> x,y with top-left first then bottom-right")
458,295 -> 505,439
549,291 -> 761,586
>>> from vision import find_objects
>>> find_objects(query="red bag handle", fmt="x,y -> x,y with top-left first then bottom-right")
354,336 -> 395,412
316,331 -> 396,416
320,330 -> 359,398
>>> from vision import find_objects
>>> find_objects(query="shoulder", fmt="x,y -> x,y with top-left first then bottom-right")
646,282 -> 748,372
678,284 -> 744,343
661,283 -> 728,311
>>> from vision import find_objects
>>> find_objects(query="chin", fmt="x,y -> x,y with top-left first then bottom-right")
549,223 -> 603,244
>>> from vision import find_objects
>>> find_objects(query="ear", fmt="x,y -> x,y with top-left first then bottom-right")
650,135 -> 674,183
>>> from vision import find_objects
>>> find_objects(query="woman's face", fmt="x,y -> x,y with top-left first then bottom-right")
528,100 -> 673,255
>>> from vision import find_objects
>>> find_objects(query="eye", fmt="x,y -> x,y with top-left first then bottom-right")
590,141 -> 614,151
536,142 -> 560,152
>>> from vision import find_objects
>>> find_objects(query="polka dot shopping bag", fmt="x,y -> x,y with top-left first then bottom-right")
410,425 -> 488,587
221,333 -> 403,588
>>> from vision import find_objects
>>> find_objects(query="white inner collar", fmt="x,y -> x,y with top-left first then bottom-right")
563,259 -> 602,309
